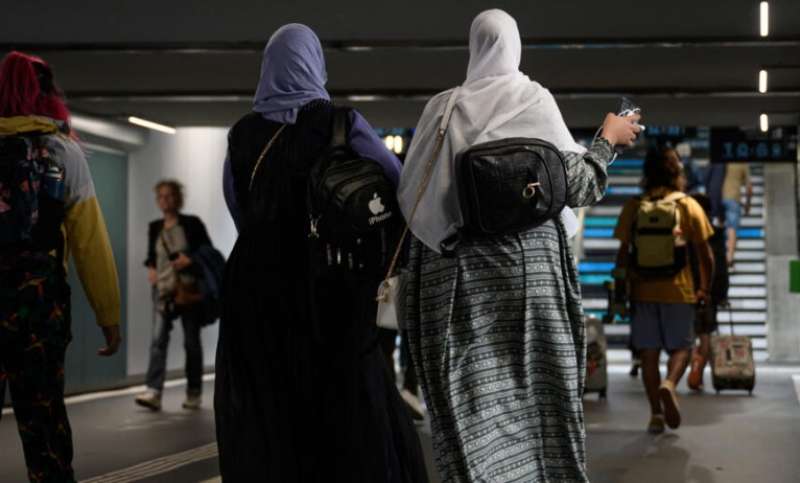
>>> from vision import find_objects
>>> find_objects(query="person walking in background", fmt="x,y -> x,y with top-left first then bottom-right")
687,193 -> 729,391
614,146 -> 714,434
721,162 -> 752,266
399,10 -> 640,482
135,180 -> 214,411
216,24 -> 428,482
0,51 -> 121,483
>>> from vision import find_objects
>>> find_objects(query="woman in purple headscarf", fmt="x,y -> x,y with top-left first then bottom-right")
216,24 -> 428,482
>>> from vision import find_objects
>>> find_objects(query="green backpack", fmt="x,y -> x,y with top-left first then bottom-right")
631,192 -> 688,278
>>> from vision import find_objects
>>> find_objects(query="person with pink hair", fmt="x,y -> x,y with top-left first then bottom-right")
0,51 -> 121,482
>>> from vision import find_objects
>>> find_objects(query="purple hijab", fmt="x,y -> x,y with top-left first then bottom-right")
253,23 -> 330,124
225,24 -> 402,230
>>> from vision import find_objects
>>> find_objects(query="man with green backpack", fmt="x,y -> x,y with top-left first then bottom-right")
613,146 -> 714,434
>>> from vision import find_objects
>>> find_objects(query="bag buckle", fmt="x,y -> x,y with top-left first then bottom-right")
523,182 -> 541,199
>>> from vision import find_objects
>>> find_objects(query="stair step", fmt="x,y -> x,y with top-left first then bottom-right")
731,263 -> 766,273
590,206 -> 622,216
740,217 -> 764,227
726,299 -> 768,310
734,251 -> 765,261
588,205 -> 764,217
581,298 -> 769,312
607,175 -> 641,185
716,324 -> 767,337
729,275 -> 767,285
603,323 -> 768,339
729,287 -> 767,297
584,239 -> 621,250
736,240 -> 765,250
717,312 -> 767,323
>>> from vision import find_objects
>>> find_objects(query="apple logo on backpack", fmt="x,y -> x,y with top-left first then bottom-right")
369,193 -> 385,215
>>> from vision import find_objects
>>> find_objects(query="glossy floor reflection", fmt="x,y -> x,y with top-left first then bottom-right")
1,366 -> 798,483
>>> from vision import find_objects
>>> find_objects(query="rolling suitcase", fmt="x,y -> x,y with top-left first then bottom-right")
584,314 -> 608,399
710,305 -> 755,394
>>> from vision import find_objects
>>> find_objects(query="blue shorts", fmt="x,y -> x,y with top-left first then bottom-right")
722,199 -> 742,230
631,302 -> 695,351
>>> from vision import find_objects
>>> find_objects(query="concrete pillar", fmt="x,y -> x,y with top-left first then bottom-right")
765,162 -> 800,362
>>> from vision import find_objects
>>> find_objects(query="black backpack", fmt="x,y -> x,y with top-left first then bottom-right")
306,109 -> 401,276
456,137 -> 567,238
0,134 -> 66,252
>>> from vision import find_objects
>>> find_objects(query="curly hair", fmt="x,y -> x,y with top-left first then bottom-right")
154,179 -> 185,211
642,146 -> 684,192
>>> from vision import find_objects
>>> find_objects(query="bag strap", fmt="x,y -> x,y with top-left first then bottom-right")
662,192 -> 687,203
249,124 -> 287,192
382,88 -> 460,283
159,227 -> 173,257
330,108 -> 348,148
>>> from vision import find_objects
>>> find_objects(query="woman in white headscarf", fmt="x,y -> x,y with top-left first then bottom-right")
399,9 -> 640,482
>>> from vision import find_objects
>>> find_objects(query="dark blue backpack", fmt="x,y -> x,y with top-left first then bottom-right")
0,135 -> 65,250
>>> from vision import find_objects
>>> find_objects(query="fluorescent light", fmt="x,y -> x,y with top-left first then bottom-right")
127,116 -> 176,134
384,135 -> 394,151
347,95 -> 379,102
760,113 -> 769,132
760,2 -> 769,37
393,135 -> 404,154
758,69 -> 768,93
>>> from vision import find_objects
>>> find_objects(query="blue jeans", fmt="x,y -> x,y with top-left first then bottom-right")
145,305 -> 204,396
722,199 -> 742,230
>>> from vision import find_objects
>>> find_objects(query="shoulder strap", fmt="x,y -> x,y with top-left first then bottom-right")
249,124 -> 287,192
330,108 -> 348,148
662,192 -> 687,203
382,88 -> 460,282
159,228 -> 173,256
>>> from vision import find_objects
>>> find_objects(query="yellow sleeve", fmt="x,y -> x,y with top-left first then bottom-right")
63,197 -> 121,327
684,198 -> 714,244
613,200 -> 636,244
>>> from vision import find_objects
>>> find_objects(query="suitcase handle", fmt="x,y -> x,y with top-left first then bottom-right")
719,300 -> 734,335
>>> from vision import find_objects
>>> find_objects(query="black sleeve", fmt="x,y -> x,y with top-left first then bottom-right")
144,221 -> 161,268
183,215 -> 212,255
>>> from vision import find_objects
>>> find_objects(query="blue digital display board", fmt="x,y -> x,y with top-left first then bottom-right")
710,127 -> 798,163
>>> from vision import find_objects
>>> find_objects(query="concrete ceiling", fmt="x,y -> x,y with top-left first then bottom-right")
2,0 -> 799,129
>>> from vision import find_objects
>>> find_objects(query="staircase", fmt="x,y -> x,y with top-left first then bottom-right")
578,155 -> 769,361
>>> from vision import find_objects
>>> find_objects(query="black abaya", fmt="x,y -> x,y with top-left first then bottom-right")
215,102 -> 428,483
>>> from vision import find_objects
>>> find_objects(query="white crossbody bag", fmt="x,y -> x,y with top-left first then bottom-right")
376,89 -> 460,330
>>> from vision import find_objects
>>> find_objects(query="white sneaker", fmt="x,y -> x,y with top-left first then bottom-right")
135,390 -> 162,411
182,394 -> 202,410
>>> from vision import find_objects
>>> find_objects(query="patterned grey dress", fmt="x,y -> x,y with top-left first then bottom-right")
403,140 -> 613,482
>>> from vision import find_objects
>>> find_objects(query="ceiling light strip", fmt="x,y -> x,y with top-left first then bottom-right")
758,69 -> 768,93
128,116 -> 177,134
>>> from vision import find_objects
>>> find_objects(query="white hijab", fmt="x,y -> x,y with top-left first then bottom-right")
398,9 -> 584,253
